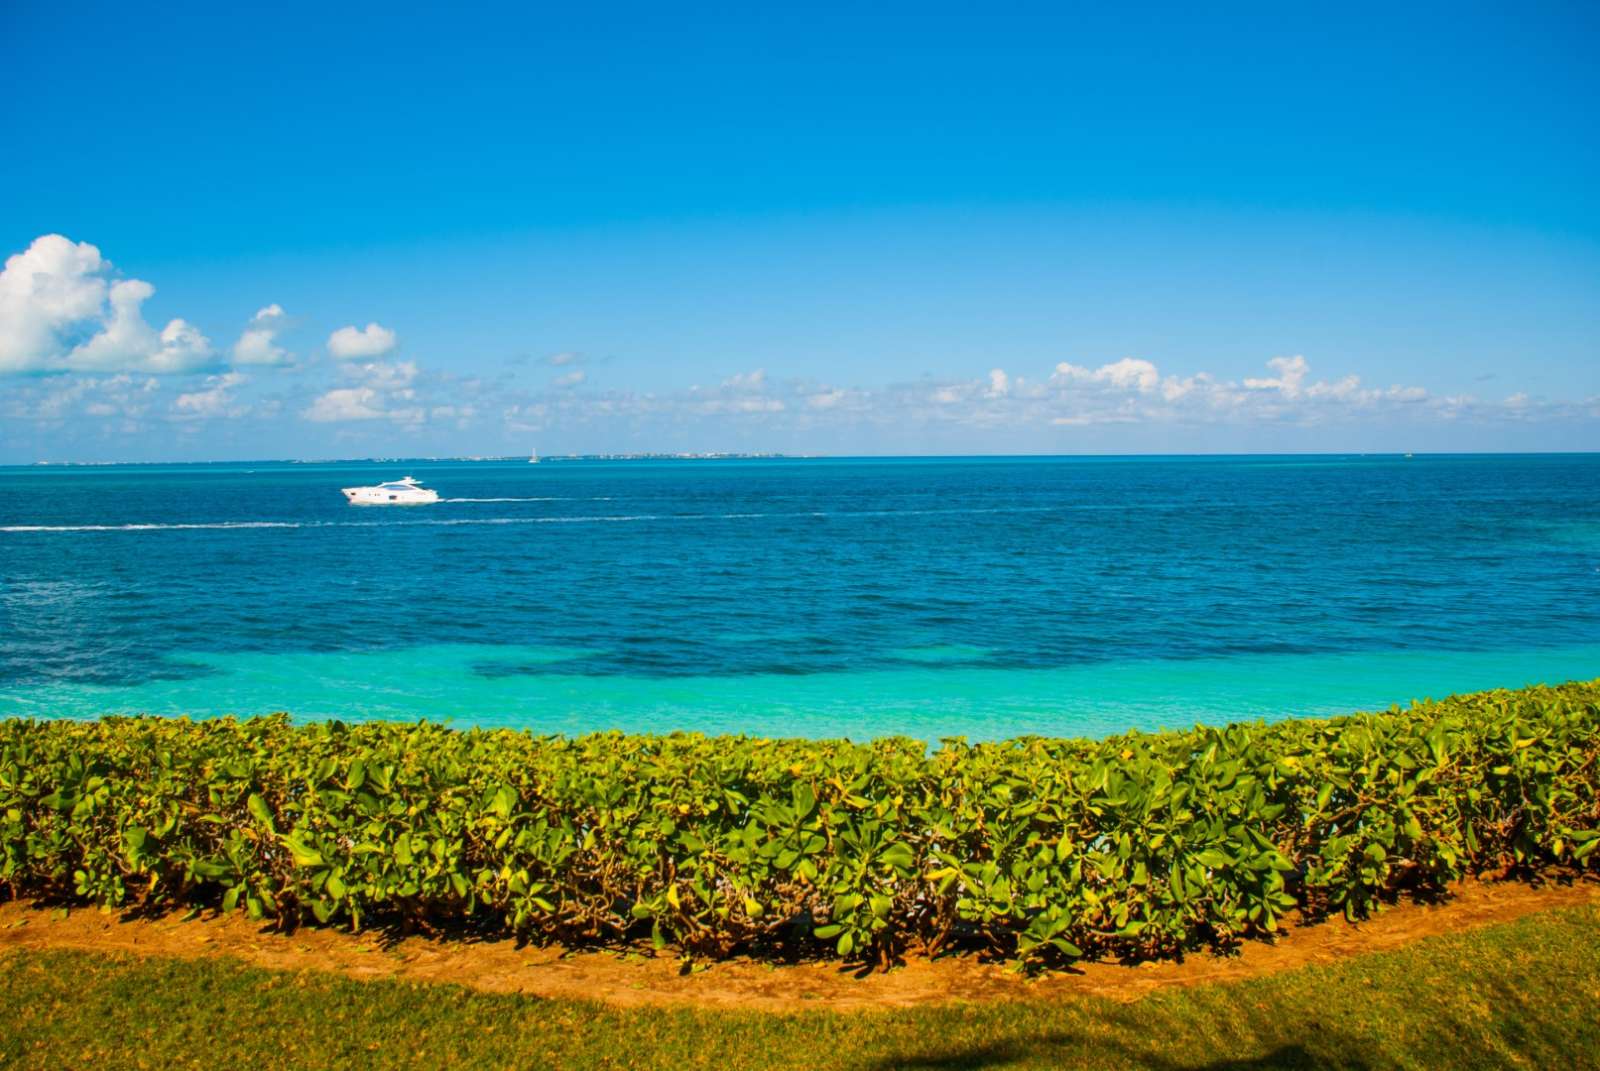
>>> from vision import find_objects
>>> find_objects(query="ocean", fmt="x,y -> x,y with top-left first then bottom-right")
2,454 -> 1597,740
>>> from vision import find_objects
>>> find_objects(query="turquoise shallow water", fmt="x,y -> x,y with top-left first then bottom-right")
3,641 -> 1599,740
2,455 -> 1597,739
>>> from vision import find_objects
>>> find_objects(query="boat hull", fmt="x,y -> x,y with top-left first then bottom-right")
341,487 -> 440,505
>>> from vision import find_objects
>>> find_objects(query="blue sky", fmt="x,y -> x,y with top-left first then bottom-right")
2,1 -> 1596,460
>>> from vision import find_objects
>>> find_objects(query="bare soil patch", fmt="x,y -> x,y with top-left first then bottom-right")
2,877 -> 1595,1012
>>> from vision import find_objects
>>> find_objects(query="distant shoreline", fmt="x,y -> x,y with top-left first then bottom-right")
12,450 -> 1600,469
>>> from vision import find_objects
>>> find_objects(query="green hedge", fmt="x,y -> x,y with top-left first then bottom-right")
3,682 -> 1597,967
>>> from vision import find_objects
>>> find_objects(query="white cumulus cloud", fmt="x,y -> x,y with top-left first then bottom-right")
1244,355 -> 1311,396
173,372 -> 249,419
327,322 -> 397,360
721,369 -> 767,390
0,235 -> 108,373
0,235 -> 216,375
807,387 -> 849,410
1054,357 -> 1161,393
304,386 -> 388,422
67,279 -> 215,374
303,360 -> 422,424
232,304 -> 292,366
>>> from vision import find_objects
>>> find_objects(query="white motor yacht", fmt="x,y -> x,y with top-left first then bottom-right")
341,476 -> 440,505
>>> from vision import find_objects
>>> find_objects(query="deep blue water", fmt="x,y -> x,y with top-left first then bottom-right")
1,455 -> 1597,739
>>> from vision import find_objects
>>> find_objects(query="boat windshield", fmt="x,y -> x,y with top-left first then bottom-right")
378,483 -> 418,491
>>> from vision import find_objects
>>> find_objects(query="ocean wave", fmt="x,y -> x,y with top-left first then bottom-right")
0,521 -> 308,532
442,496 -> 616,503
1,505 -> 1064,534
0,517 -> 657,532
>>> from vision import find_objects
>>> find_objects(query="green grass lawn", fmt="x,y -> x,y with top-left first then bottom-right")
4,905 -> 1598,1070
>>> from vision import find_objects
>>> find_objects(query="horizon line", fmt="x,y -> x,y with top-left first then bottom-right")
6,449 -> 1600,468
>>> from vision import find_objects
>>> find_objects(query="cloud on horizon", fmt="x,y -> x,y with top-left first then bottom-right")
327,322 -> 398,360
173,372 -> 250,420
3,234 -> 1596,459
303,360 -> 423,424
7,343 -> 1597,458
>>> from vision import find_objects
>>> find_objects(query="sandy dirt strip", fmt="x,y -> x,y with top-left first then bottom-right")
3,877 -> 1595,1012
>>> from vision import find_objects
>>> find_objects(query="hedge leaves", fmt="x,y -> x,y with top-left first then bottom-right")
2,682 -> 1596,968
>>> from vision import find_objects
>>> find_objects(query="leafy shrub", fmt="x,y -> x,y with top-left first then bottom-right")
2,682 -> 1596,968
